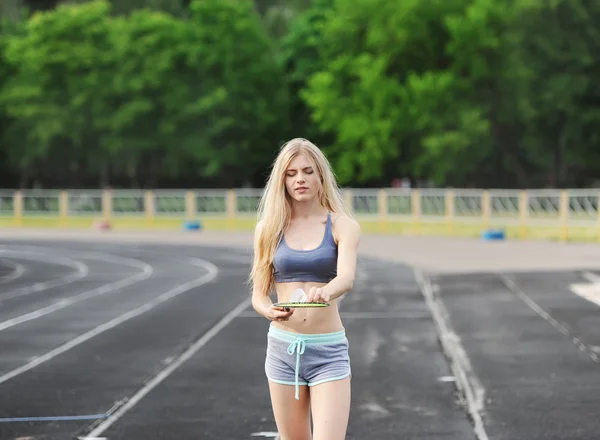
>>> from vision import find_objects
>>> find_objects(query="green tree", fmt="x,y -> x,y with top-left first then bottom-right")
420,0 -> 532,187
180,0 -> 288,185
72,0 -> 190,16
0,17 -> 22,185
302,0 -> 471,186
513,0 -> 600,187
0,0 -> 117,186
278,0 -> 334,150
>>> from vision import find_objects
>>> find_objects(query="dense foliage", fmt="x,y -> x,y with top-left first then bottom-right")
1,0 -> 599,189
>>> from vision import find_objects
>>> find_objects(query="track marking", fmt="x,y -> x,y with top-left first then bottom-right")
413,268 -> 489,440
0,413 -> 108,423
569,271 -> 600,308
501,274 -> 599,364
0,259 -> 217,386
582,271 -> 600,284
0,250 -> 89,302
84,291 -> 248,438
0,254 -> 26,285
0,250 -> 153,333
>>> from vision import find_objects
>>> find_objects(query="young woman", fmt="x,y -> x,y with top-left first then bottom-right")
250,138 -> 361,440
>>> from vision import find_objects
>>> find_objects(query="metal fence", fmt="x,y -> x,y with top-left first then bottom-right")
1,188 -> 599,239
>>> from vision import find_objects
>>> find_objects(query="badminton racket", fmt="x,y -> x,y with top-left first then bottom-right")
273,301 -> 330,309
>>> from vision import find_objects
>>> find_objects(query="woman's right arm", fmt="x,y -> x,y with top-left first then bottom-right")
251,221 -> 293,321
253,288 -> 294,322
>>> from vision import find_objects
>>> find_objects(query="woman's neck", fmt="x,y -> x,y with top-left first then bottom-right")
290,198 -> 326,219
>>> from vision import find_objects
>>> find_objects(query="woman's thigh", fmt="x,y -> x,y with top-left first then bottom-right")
309,377 -> 351,440
268,381 -> 312,440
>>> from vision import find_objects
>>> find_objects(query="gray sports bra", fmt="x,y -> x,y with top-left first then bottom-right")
273,213 -> 338,284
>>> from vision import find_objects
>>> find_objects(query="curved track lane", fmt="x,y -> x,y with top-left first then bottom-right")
0,238 -> 473,440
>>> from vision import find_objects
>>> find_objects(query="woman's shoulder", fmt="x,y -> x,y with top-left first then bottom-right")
330,213 -> 361,241
253,219 -> 264,236
331,213 -> 359,227
253,220 -> 266,245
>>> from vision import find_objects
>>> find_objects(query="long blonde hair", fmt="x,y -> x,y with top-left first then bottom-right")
249,138 -> 351,296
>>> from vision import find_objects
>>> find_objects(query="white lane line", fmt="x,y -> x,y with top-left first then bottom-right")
0,254 -> 26,285
569,271 -> 600,308
0,251 -> 153,333
0,259 -> 217,386
502,274 -> 599,364
413,268 -> 489,440
85,294 -> 248,438
0,250 -> 89,302
582,271 -> 600,284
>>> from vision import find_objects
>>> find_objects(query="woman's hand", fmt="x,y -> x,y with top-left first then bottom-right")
266,304 -> 295,322
307,286 -> 330,303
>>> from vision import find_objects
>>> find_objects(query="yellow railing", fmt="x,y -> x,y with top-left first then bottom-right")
1,188 -> 599,242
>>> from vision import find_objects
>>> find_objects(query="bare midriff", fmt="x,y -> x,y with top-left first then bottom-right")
271,280 -> 343,334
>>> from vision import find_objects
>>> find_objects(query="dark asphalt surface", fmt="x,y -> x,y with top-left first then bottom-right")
0,264 -> 10,279
432,270 -> 600,440
0,238 -> 598,440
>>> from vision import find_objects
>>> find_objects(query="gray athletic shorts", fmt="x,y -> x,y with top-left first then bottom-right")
265,323 -> 352,400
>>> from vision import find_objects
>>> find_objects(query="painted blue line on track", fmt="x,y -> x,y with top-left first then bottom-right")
0,413 -> 109,422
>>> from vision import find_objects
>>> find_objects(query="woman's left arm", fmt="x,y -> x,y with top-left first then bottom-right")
307,216 -> 361,302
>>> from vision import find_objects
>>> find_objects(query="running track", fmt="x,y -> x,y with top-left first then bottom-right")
0,238 -> 598,439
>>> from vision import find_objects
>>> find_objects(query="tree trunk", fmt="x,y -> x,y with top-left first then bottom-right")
548,121 -> 568,188
128,157 -> 138,189
99,161 -> 110,189
489,118 -> 529,189
548,142 -> 561,188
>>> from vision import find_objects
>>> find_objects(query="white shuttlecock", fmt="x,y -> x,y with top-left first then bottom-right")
290,288 -> 307,303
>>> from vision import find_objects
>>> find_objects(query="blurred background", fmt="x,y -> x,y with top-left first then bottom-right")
1,0 -> 599,240
0,5 -> 598,439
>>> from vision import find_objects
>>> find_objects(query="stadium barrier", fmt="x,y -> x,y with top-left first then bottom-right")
1,188 -> 598,242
